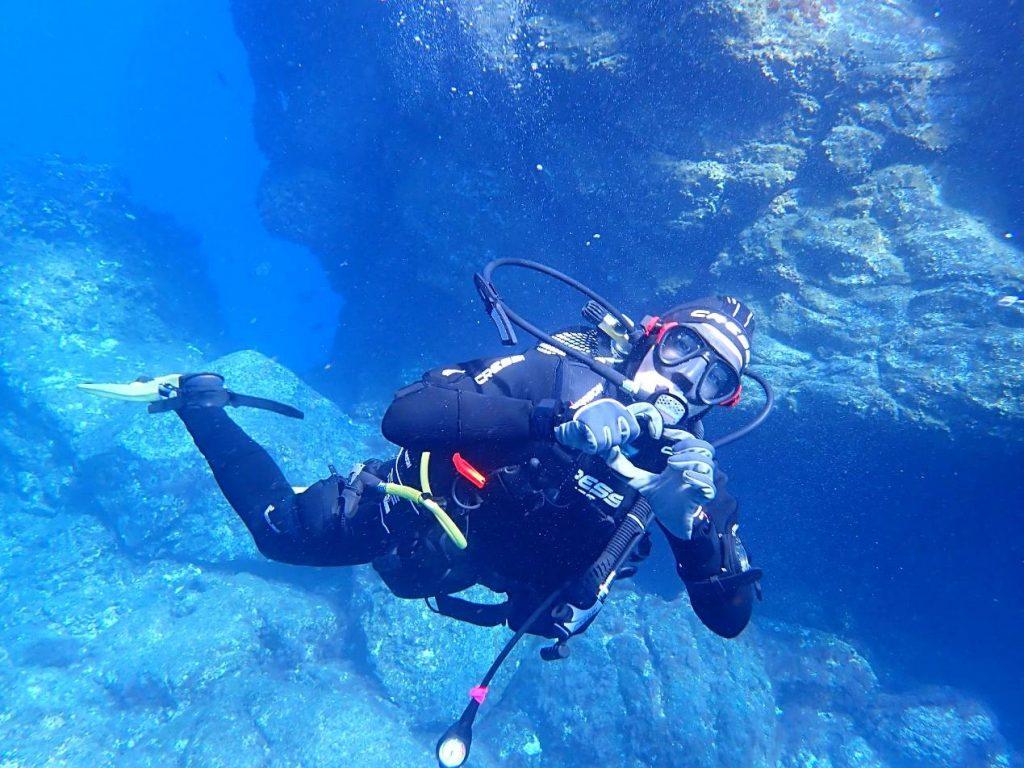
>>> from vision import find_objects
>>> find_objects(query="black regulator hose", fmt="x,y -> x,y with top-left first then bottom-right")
712,369 -> 774,449
436,587 -> 566,767
477,259 -> 634,389
475,257 -> 775,450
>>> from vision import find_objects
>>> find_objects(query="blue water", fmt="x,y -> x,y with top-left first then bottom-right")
1,2 -> 1022,766
0,1 -> 340,369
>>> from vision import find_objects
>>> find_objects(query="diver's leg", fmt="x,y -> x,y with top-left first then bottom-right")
176,404 -> 294,545
174,374 -> 390,565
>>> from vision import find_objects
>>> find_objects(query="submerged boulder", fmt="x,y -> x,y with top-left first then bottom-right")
478,589 -> 775,768
0,507 -> 431,768
344,580 -> 1020,767
352,573 -> 515,732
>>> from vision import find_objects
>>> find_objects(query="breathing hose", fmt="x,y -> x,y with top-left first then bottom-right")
563,495 -> 654,610
477,259 -> 635,390
378,481 -> 468,550
711,369 -> 774,449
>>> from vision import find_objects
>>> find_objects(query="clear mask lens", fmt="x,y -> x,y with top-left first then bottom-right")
700,362 -> 739,403
657,327 -> 702,366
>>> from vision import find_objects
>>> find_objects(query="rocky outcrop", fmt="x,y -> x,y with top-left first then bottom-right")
710,165 -> 1024,435
0,507 -> 429,768
354,579 -> 1019,768
230,0 -> 1023,442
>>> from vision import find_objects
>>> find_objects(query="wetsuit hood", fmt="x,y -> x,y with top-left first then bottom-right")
661,295 -> 755,376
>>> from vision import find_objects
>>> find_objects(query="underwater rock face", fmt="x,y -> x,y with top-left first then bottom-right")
711,165 -> 1024,435
478,590 -> 776,768
231,0 -> 1023,439
353,573 -> 519,731
0,509 -> 431,768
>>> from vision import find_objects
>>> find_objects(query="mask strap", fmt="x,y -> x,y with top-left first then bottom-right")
719,384 -> 742,408
653,321 -> 679,344
641,315 -> 662,336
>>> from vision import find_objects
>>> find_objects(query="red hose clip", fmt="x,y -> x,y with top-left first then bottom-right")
469,685 -> 489,704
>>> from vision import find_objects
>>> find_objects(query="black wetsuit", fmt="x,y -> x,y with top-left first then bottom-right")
178,330 -> 753,638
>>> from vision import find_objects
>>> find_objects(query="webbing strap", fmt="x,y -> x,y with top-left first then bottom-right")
430,594 -> 510,628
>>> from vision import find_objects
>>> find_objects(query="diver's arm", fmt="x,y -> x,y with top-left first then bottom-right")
381,381 -> 563,452
659,472 -> 761,639
381,350 -> 567,452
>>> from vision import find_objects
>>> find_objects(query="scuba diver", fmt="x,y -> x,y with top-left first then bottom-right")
81,260 -> 770,768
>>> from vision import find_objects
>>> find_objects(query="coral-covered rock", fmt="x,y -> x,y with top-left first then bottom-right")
822,124 -> 885,177
664,142 -> 806,231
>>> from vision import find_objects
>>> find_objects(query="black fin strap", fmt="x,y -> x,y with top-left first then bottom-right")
229,393 -> 304,420
687,568 -> 763,599
430,594 -> 510,628
147,398 -> 183,414
147,391 -> 304,419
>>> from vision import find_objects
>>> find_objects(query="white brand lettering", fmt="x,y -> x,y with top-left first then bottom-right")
574,469 -> 624,509
474,355 -> 526,385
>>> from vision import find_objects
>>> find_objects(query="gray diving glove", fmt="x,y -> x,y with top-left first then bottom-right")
605,433 -> 716,539
554,398 -> 642,454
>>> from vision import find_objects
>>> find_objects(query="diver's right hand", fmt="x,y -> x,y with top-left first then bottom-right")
554,398 -> 642,454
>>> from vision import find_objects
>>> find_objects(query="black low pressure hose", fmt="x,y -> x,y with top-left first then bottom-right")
477,258 -> 775,450
711,369 -> 774,449
561,369 -> 770,610
478,259 -> 634,389
436,587 -> 566,767
563,495 -> 655,610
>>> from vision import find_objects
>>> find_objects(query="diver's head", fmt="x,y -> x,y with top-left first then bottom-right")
628,296 -> 755,426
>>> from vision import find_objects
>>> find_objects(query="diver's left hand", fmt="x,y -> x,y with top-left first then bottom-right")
663,436 -> 716,502
605,433 -> 716,538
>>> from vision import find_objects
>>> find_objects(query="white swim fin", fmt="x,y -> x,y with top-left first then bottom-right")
77,374 -> 182,402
